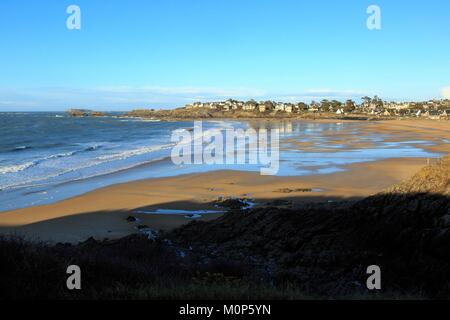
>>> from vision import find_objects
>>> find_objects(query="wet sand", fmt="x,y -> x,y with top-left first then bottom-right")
0,119 -> 448,243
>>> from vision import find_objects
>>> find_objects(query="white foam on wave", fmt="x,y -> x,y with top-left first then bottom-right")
0,149 -> 94,176
13,146 -> 29,151
119,118 -> 161,123
0,150 -> 172,191
0,143 -> 104,187
0,161 -> 36,174
96,143 -> 173,161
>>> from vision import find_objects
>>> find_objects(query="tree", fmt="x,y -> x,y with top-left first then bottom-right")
372,95 -> 383,107
320,99 -> 331,111
330,100 -> 342,112
344,99 -> 356,113
297,102 -> 308,111
361,96 -> 372,106
264,101 -> 275,110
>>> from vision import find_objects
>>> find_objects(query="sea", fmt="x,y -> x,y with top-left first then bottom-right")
0,112 -> 442,211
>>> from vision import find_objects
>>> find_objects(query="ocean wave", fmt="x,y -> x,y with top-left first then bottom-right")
96,143 -> 172,161
71,144 -> 102,154
0,141 -> 172,187
46,151 -> 77,159
0,154 -> 172,191
10,146 -> 31,152
119,117 -> 161,122
0,161 -> 36,174
0,144 -> 103,174
39,148 -> 96,161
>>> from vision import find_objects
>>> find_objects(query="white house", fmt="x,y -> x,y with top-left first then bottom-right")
243,102 -> 256,111
275,103 -> 285,112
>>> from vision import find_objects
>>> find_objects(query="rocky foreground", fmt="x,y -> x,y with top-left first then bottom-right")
1,157 -> 449,299
169,156 -> 450,298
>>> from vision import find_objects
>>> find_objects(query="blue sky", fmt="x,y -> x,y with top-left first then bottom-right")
0,0 -> 449,111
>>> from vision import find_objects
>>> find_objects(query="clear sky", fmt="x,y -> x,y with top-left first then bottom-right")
0,0 -> 449,111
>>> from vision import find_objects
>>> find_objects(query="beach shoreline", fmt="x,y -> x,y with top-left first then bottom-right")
0,119 -> 449,243
0,157 -> 437,243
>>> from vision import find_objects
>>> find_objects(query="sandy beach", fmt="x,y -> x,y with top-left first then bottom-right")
1,119 -> 449,243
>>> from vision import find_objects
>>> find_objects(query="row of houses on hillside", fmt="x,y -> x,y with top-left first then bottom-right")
184,99 -> 450,118
186,100 -> 312,113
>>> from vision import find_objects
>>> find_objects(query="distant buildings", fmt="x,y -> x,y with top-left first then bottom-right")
183,97 -> 450,119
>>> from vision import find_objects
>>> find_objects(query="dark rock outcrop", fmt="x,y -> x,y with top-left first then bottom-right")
67,109 -> 106,117
67,109 -> 90,117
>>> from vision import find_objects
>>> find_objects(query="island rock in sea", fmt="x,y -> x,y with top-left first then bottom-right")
67,109 -> 106,117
